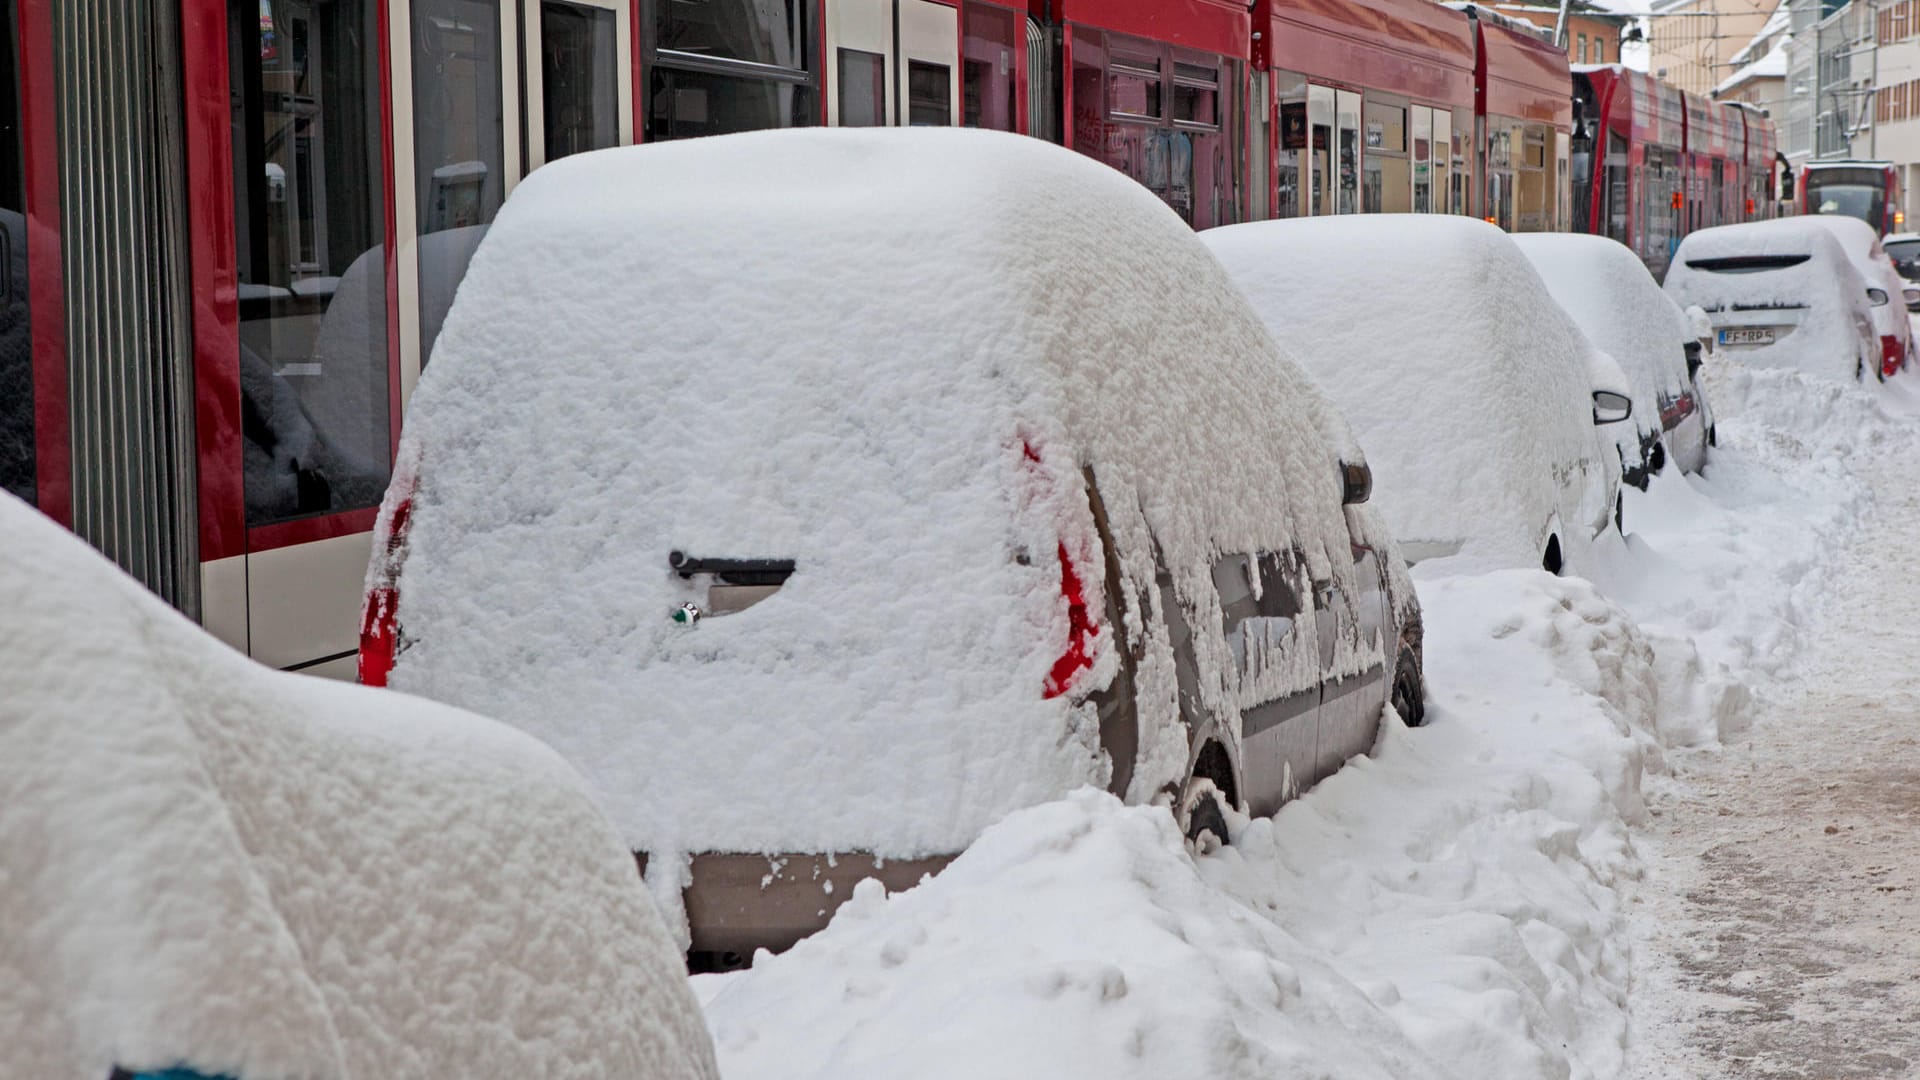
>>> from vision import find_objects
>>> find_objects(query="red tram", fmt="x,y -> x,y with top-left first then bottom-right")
3,0 -> 1780,672
1571,64 -> 1780,278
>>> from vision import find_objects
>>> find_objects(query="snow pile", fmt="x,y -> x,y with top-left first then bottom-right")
1203,216 -> 1619,569
385,128 -> 1391,896
1664,219 -> 1875,382
698,570 -> 1668,1079
0,494 -> 717,1079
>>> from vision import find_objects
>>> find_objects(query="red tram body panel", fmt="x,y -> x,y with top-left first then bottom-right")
1474,12 -> 1574,232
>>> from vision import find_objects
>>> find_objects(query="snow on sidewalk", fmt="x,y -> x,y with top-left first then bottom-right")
693,359 -> 1888,1079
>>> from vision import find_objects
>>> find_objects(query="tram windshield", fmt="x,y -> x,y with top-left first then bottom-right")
1809,181 -> 1886,232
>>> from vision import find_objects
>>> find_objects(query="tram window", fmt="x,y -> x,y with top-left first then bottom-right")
654,0 -> 809,68
1274,71 -> 1306,219
1363,101 -> 1409,213
1,0 -> 31,508
1109,65 -> 1162,120
1174,81 -> 1218,128
962,2 -> 1018,131
1338,125 -> 1359,214
230,0 -> 391,527
647,0 -> 817,140
907,61 -> 952,126
540,1 -> 618,164
838,49 -> 886,127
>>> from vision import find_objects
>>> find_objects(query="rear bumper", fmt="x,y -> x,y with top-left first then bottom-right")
638,849 -> 956,955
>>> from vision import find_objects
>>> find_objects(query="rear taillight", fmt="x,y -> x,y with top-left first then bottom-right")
358,493 -> 414,687
1043,540 -> 1097,699
1883,335 -> 1903,378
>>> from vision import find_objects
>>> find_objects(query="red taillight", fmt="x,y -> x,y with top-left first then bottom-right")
358,494 -> 413,686
1883,335 -> 1903,377
1043,540 -> 1097,699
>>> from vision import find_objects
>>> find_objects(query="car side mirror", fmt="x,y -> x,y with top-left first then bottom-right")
1904,286 -> 1920,312
1340,460 -> 1372,505
1592,390 -> 1633,425
1868,287 -> 1891,307
1684,341 -> 1703,379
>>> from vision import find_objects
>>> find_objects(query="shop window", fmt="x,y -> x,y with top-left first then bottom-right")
962,2 -> 1019,131
231,0 -> 391,526
540,1 -> 619,163
1,0 -> 32,508
908,60 -> 952,126
647,0 -> 817,140
838,48 -> 885,126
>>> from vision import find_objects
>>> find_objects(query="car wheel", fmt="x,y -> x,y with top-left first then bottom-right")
1178,777 -> 1231,854
1391,643 -> 1426,728
1649,440 -> 1667,475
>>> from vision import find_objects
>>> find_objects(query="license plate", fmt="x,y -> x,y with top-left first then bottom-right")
1719,327 -> 1776,346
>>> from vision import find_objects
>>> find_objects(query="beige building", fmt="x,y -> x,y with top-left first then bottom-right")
1649,0 -> 1781,96
1498,3 -> 1635,64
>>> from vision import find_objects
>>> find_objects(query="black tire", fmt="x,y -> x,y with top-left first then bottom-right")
1179,778 -> 1231,854
1648,440 -> 1667,475
1542,534 -> 1564,576
1391,644 -> 1426,727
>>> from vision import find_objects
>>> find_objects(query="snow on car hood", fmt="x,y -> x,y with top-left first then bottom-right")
0,494 -> 717,1080
1664,219 -> 1874,382
1203,216 -> 1613,568
382,129 -> 1383,873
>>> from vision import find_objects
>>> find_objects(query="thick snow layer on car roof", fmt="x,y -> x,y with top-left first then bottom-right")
0,495 -> 718,1079
1203,215 -> 1611,568
384,129 -> 1376,888
1512,233 -> 1693,414
1664,219 -> 1874,382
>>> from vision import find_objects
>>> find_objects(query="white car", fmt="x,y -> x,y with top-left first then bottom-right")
1802,213 -> 1918,378
359,128 -> 1425,961
1664,219 -> 1883,384
1514,232 -> 1716,476
0,493 -> 718,1080
1203,215 -> 1631,573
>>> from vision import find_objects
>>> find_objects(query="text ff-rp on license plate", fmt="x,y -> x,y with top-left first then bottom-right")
1719,327 -> 1776,346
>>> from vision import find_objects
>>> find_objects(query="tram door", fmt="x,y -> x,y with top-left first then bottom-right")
827,0 -> 961,127
2,0 -> 30,512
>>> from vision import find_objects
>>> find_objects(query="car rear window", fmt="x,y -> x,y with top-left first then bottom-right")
1885,240 -> 1920,263
1684,254 -> 1812,274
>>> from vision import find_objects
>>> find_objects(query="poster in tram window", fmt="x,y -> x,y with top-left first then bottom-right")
1282,103 -> 1307,151
260,0 -> 277,61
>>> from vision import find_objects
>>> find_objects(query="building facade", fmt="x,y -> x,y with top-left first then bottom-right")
1498,3 -> 1633,64
1649,0 -> 1781,97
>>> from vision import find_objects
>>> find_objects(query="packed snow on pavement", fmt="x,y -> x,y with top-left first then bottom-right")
692,357 -> 1905,1079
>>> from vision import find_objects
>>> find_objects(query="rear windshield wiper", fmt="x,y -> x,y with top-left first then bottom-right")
669,551 -> 795,587
1685,254 -> 1812,273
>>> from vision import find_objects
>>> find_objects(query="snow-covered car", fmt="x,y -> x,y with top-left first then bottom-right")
0,493 -> 719,1079
1202,215 -> 1631,574
1803,213 -> 1917,376
1664,219 -> 1884,384
358,129 -> 1425,960
1882,231 -> 1920,287
1513,232 -> 1716,476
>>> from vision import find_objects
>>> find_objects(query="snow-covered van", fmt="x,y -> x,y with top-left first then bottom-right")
358,129 -> 1425,959
1203,216 -> 1631,574
1513,232 -> 1716,477
0,493 -> 718,1079
1664,219 -> 1882,384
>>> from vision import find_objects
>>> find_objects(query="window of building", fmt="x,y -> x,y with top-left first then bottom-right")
230,0 -> 392,527
646,0 -> 817,140
1578,34 -> 1587,64
962,2 -> 1019,131
1593,37 -> 1605,63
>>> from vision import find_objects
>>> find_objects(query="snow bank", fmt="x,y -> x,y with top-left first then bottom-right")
1664,219 -> 1875,382
0,494 -> 717,1079
698,571 -> 1668,1079
385,128 -> 1391,884
1203,216 -> 1619,569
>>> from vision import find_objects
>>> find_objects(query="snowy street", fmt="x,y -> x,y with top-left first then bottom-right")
1631,407 -> 1920,1077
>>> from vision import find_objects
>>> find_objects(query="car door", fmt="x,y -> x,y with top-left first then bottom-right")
1317,543 -> 1391,779
1220,551 -> 1319,817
